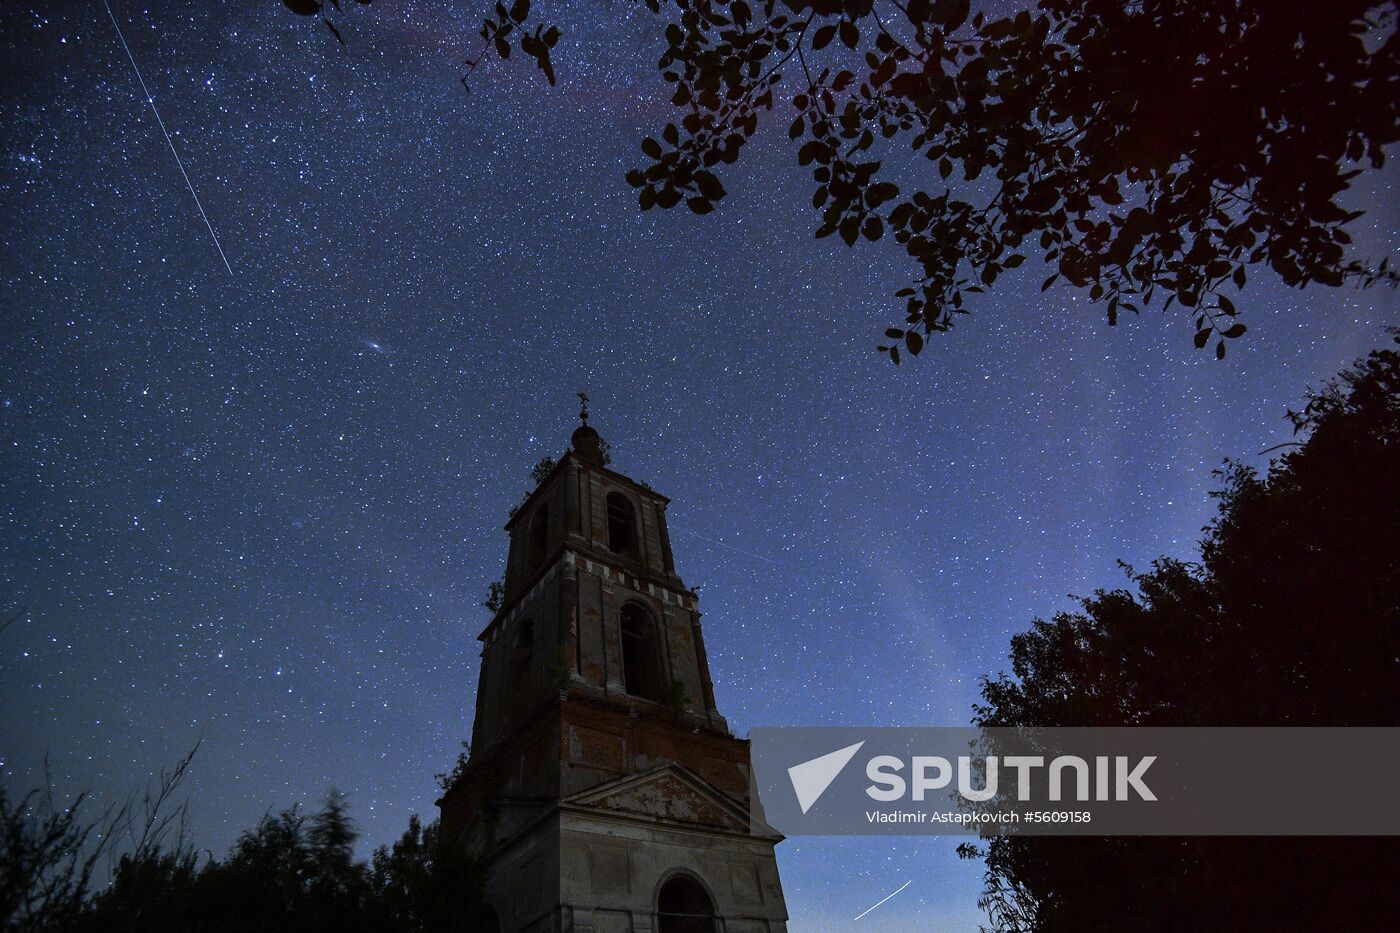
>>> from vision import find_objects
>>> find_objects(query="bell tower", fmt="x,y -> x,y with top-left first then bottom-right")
439,401 -> 789,933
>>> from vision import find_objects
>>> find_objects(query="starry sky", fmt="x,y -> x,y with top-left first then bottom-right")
1,2 -> 1396,929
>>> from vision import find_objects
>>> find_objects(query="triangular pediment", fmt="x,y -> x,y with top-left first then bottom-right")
563,764 -> 770,835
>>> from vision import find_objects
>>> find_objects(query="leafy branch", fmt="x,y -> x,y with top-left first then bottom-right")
278,0 -> 1399,363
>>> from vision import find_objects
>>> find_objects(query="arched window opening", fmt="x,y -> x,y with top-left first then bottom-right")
657,874 -> 715,933
512,618 -> 534,687
658,506 -> 676,574
527,505 -> 549,572
607,492 -> 638,556
620,603 -> 664,703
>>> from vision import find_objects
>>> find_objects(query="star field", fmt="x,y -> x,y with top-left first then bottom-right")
1,2 -> 1396,928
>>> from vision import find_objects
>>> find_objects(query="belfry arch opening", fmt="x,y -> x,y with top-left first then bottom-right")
527,504 -> 549,572
606,491 -> 638,556
620,603 -> 664,703
513,618 -> 533,686
656,873 -> 715,932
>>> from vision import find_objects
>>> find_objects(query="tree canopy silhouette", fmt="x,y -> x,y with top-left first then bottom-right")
284,0 -> 1399,362
3,764 -> 484,933
77,795 -> 485,933
960,336 -> 1400,931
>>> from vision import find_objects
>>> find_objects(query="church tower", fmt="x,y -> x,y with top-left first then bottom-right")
439,400 -> 789,932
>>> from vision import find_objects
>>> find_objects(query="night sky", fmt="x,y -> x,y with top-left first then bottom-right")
1,2 -> 1395,928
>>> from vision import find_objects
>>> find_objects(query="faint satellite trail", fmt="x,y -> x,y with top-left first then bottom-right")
672,527 -> 779,566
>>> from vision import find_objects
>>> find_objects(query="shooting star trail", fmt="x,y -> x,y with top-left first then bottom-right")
672,527 -> 779,565
853,879 -> 912,922
102,0 -> 234,277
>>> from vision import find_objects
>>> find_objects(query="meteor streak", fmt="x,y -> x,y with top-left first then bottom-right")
102,0 -> 233,277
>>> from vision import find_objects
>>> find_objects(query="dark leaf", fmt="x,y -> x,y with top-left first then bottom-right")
695,171 -> 725,200
866,182 -> 899,207
839,19 -> 859,49
935,0 -> 970,30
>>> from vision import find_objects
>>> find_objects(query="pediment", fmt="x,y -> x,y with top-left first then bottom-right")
564,764 -> 758,833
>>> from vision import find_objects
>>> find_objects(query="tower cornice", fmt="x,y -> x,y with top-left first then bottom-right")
478,548 -> 698,644
502,450 -> 670,533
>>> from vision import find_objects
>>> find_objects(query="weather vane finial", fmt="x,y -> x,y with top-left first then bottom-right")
577,391 -> 590,425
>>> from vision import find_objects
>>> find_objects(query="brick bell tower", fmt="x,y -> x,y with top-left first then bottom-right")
438,398 -> 788,933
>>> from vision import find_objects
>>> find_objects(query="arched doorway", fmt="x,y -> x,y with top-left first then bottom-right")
656,873 -> 715,933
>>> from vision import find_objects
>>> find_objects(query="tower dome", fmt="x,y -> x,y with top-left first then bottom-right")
571,391 -> 606,464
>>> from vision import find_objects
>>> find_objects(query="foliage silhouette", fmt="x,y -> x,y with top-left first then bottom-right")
528,456 -> 557,487
1,747 -> 197,932
78,792 -> 483,932
505,456 -> 563,523
960,336 -> 1400,931
434,742 -> 473,794
3,754 -> 484,933
482,579 -> 505,614
282,0 -> 1399,362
